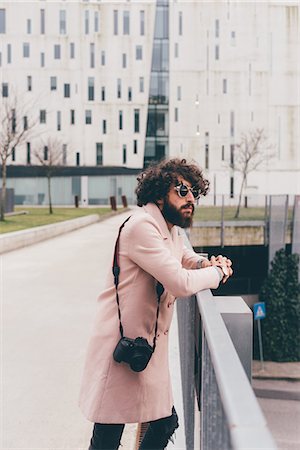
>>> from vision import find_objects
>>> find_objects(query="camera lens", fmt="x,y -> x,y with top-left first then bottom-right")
130,353 -> 149,372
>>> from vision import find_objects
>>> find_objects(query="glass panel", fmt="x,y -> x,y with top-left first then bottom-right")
154,7 -> 168,39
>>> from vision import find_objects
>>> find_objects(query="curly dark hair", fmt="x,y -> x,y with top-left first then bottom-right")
136,158 -> 210,206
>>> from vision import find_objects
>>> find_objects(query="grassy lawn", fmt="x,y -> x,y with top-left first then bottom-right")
0,206 -> 123,234
193,206 -> 293,222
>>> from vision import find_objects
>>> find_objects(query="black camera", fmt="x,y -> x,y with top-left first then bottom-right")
113,336 -> 153,372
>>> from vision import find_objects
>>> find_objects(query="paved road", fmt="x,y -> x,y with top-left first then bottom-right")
1,212 -> 135,450
258,397 -> 300,450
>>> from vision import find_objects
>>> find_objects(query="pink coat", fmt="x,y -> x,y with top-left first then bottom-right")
79,203 -> 220,424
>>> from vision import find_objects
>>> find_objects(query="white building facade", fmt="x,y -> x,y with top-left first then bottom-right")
0,0 -> 299,204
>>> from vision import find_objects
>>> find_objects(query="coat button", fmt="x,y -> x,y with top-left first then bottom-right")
164,330 -> 169,335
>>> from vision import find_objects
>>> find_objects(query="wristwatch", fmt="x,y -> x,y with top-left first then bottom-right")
219,265 -> 229,278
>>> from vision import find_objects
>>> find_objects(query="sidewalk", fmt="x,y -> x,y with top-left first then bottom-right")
252,361 -> 300,401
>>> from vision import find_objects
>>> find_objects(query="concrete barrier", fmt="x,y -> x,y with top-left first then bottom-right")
0,214 -> 100,255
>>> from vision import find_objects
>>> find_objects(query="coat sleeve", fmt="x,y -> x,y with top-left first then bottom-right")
127,217 -> 220,297
181,245 -> 208,270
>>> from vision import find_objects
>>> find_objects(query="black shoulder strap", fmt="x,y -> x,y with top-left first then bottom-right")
112,216 -> 164,351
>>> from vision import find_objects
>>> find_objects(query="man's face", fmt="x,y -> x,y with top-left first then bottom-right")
161,177 -> 196,229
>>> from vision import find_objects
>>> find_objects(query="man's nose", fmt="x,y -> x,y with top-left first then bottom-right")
186,190 -> 195,202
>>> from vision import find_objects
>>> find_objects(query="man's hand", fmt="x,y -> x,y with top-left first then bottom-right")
210,255 -> 233,283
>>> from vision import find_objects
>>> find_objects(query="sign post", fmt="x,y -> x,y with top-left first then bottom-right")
253,302 -> 266,371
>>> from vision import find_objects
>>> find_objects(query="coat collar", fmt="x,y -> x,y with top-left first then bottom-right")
142,203 -> 172,240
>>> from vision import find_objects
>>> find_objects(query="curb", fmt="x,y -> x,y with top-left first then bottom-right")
0,209 -> 129,255
253,387 -> 300,401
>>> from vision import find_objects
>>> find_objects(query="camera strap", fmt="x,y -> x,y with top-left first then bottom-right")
112,216 -> 164,352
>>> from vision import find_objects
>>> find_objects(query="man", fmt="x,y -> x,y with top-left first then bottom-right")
79,158 -> 233,450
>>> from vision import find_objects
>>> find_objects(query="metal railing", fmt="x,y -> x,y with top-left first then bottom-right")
177,234 -> 277,450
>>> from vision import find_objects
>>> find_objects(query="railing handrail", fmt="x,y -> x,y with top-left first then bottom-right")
197,289 -> 277,449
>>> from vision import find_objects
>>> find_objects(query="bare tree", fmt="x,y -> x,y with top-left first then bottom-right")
33,137 -> 64,214
0,92 -> 38,221
231,128 -> 274,218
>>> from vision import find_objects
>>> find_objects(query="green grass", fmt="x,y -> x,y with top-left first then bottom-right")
193,206 -> 293,222
0,206 -> 122,234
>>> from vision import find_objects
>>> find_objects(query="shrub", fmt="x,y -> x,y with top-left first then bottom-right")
254,248 -> 300,362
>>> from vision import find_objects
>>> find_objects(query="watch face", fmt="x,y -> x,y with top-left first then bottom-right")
222,265 -> 229,276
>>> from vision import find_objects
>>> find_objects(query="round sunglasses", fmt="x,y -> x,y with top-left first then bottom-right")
174,183 -> 201,200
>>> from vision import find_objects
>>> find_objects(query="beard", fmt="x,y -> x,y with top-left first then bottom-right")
162,198 -> 194,228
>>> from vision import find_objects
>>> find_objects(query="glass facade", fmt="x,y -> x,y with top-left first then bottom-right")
144,0 -> 169,166
7,175 -> 138,206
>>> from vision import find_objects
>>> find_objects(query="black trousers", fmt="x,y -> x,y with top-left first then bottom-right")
89,406 -> 179,450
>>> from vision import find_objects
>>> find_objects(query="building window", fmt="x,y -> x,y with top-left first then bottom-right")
140,10 -> 145,35
2,82 -> 8,97
101,86 -> 105,101
215,19 -> 219,38
41,52 -> 45,67
26,142 -> 31,164
174,43 -> 179,58
101,50 -> 105,65
50,76 -> 57,91
179,11 -> 183,35
128,87 -> 132,101
230,176 -> 234,198
215,45 -> 219,60
40,9 -> 45,34
122,53 -> 127,68
134,139 -> 138,154
136,45 -> 142,60
0,52 -> 2,67
205,132 -> 209,169
12,147 -> 16,161
139,77 -> 144,93
85,10 -> 89,34
64,83 -> 70,98
87,77 -> 94,101
123,11 -> 130,35
230,111 -> 234,137
44,146 -> 48,160
7,43 -> 11,64
231,31 -> 236,46
59,10 -> 66,34
23,43 -> 30,58
117,78 -> 121,98
70,109 -> 75,124
0,9 -> 6,33
113,10 -> 118,35
94,11 -> 99,32
102,119 -> 106,134
85,110 -> 92,124
40,110 -> 46,124
119,110 -> 123,130
54,44 -> 61,59
57,111 -> 61,131
27,19 -> 31,34
76,152 -> 80,166
90,43 -> 95,68
174,107 -> 178,122
223,78 -> 227,94
230,144 -> 234,168
221,145 -> 225,161
62,144 -> 67,165
96,143 -> 103,165
23,116 -> 28,130
177,86 -> 181,101
123,145 -> 127,164
27,76 -> 32,91
11,109 -> 16,133
70,42 -> 75,58
134,109 -> 140,133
